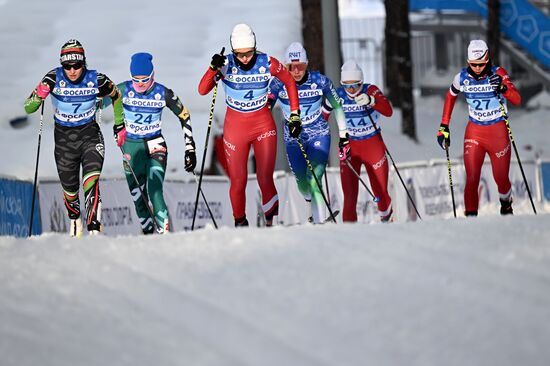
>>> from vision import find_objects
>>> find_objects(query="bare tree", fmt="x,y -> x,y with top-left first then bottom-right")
301,0 -> 325,72
487,0 -> 500,64
384,0 -> 417,142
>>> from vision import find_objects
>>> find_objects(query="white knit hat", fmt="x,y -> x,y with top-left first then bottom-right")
230,23 -> 256,50
284,42 -> 308,64
467,40 -> 489,62
341,60 -> 363,83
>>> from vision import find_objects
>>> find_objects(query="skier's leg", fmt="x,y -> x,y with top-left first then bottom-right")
145,136 -> 169,233
364,137 -> 392,220
305,135 -> 330,224
54,124 -> 83,235
485,122 -> 513,213
463,124 -> 486,214
340,141 -> 362,222
252,123 -> 279,225
123,139 -> 155,234
80,122 -> 105,233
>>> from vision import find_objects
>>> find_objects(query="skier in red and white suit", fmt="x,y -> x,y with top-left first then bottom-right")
199,24 -> 300,226
326,60 -> 394,222
437,40 -> 521,216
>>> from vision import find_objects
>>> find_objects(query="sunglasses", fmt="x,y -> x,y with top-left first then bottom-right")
131,71 -> 153,84
342,82 -> 362,89
287,63 -> 307,72
469,62 -> 487,68
62,62 -> 84,71
233,49 -> 255,58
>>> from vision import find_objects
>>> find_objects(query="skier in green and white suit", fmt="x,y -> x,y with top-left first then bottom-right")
112,52 -> 196,234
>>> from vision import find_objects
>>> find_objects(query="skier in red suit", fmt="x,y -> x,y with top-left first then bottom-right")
198,24 -> 300,226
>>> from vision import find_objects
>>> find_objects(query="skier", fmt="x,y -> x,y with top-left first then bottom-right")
327,60 -> 394,222
437,39 -> 521,216
112,52 -> 197,234
268,42 -> 348,224
24,39 -> 123,237
198,23 -> 301,227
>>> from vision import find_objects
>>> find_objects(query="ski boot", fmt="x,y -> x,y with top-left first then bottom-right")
69,217 -> 83,238
87,220 -> 103,235
500,197 -> 513,215
235,216 -> 249,227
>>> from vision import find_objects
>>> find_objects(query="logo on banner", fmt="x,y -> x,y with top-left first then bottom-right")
49,199 -> 68,233
406,177 -> 418,222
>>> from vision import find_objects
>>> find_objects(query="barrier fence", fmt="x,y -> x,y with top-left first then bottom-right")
1,160 -> 548,237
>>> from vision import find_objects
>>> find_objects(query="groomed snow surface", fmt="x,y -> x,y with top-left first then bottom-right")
2,214 -> 550,366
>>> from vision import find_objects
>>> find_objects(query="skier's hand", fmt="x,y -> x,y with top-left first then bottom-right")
184,147 -> 197,172
354,93 -> 375,107
113,123 -> 126,147
288,111 -> 302,138
489,74 -> 507,93
210,47 -> 226,71
437,123 -> 450,150
338,135 -> 351,161
35,83 -> 50,99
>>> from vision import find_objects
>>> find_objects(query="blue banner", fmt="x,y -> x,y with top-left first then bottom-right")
541,162 -> 550,201
0,178 -> 42,237
410,0 -> 550,71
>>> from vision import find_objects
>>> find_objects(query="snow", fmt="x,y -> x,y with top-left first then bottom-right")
2,1 -> 550,364
2,215 -> 550,365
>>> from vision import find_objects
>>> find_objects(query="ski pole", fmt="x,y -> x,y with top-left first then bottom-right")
120,147 -> 161,233
324,171 -> 331,207
192,173 -> 218,229
297,139 -> 337,223
192,83 -> 218,230
343,159 -> 379,202
367,113 -> 422,220
445,144 -> 457,218
28,102 -> 45,237
495,91 -> 537,214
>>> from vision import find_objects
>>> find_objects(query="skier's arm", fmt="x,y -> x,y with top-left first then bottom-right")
98,73 -> 124,127
495,67 -> 521,106
198,66 -> 226,96
441,73 -> 462,125
267,79 -> 281,111
166,88 -> 195,149
24,70 -> 56,114
269,57 -> 299,113
367,85 -> 393,117
324,83 -> 348,138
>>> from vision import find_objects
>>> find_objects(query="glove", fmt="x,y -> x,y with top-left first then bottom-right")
338,135 -> 351,161
210,47 -> 226,71
35,83 -> 50,99
184,147 -> 197,172
354,93 -> 375,107
288,111 -> 302,138
488,74 -> 507,93
437,123 -> 450,150
113,123 -> 126,147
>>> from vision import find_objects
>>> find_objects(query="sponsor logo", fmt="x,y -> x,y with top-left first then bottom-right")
495,142 -> 511,158
154,93 -> 161,100
343,104 -> 367,113
129,121 -> 161,132
311,83 -> 318,90
464,85 -> 493,93
102,206 -> 134,227
470,107 -> 501,119
226,74 -> 270,83
176,200 -> 223,220
87,81 -> 94,88
232,67 -> 238,74
123,98 -> 165,108
224,137 -> 236,151
96,143 -> 105,157
55,88 -> 97,96
228,94 -> 267,110
372,154 -> 387,170
259,66 -> 266,74
288,51 -> 301,59
129,91 -> 135,98
60,80 -> 66,87
298,89 -> 322,98
257,129 -> 276,141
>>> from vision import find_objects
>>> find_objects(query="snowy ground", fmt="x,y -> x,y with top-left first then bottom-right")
2,1 -> 550,364
2,214 -> 550,366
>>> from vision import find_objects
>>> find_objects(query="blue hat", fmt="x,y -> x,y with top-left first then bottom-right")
130,52 -> 153,77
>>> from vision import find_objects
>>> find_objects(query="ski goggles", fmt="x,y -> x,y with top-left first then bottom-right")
287,63 -> 307,72
62,62 -> 84,71
342,82 -> 362,89
131,71 -> 154,84
233,49 -> 255,58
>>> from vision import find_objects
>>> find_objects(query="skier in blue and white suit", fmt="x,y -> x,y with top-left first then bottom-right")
268,42 -> 349,224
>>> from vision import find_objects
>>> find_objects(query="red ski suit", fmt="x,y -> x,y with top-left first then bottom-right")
199,54 -> 299,221
336,84 -> 393,222
440,66 -> 521,213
